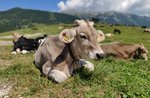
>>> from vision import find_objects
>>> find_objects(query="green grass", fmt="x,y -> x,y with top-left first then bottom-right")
0,24 -> 150,98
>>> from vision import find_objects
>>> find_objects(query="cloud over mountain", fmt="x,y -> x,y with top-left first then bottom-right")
57,0 -> 150,16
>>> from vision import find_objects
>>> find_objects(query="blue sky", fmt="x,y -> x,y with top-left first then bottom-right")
0,0 -> 66,12
0,0 -> 149,16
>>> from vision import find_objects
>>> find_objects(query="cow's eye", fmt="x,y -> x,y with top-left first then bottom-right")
80,33 -> 87,39
142,50 -> 146,53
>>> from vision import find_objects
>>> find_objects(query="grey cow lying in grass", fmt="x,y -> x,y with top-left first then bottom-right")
100,42 -> 148,60
34,20 -> 104,83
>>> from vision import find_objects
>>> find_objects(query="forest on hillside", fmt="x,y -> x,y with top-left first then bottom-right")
0,8 -> 78,33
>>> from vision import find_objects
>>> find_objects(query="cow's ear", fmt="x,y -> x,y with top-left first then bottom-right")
135,48 -> 139,56
74,20 -> 94,27
139,43 -> 144,46
59,29 -> 76,43
74,20 -> 86,26
97,30 -> 105,42
88,21 -> 94,27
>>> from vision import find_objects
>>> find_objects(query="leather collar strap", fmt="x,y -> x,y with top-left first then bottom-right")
66,43 -> 79,62
51,42 -> 79,66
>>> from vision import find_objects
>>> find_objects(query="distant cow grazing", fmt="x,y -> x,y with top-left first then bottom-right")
143,28 -> 150,33
97,30 -> 105,42
105,33 -> 114,37
100,42 -> 148,60
141,26 -> 147,29
12,34 -> 47,54
34,20 -> 104,83
113,29 -> 121,34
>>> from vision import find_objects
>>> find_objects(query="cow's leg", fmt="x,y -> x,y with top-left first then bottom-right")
48,69 -> 68,83
42,61 -> 52,77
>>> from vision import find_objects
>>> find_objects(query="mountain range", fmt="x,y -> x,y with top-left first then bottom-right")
73,11 -> 150,27
0,7 -> 150,33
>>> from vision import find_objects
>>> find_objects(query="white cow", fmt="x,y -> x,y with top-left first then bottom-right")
105,33 -> 114,37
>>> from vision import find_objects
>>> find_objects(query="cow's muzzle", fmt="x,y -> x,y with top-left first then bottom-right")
96,53 -> 104,59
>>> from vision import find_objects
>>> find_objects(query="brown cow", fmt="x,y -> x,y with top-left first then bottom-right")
34,20 -> 104,83
100,42 -> 148,60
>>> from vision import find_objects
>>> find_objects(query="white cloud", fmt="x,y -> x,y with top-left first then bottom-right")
57,1 -> 66,11
57,0 -> 150,16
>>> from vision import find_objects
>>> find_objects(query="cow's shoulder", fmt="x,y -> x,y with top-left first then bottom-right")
40,35 -> 65,49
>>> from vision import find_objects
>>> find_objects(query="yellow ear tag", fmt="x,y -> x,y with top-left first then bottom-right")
64,35 -> 70,43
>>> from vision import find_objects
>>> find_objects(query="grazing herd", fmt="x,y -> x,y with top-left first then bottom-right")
11,19 -> 149,83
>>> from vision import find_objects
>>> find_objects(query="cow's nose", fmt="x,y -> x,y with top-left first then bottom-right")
96,53 -> 104,59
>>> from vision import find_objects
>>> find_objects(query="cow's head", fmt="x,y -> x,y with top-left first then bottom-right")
97,30 -> 105,42
59,20 -> 104,59
12,32 -> 22,42
134,43 -> 148,60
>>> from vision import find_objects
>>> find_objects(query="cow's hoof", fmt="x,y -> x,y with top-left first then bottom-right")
48,69 -> 68,83
16,48 -> 21,54
11,51 -> 17,55
21,50 -> 28,54
82,61 -> 94,72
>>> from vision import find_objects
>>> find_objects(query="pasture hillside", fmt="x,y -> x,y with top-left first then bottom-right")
0,24 -> 150,98
0,8 -> 78,33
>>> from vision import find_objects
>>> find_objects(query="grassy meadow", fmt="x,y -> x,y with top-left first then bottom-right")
0,24 -> 150,98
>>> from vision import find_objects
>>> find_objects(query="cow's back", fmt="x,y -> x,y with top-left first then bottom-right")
101,42 -> 139,59
101,42 -> 121,53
